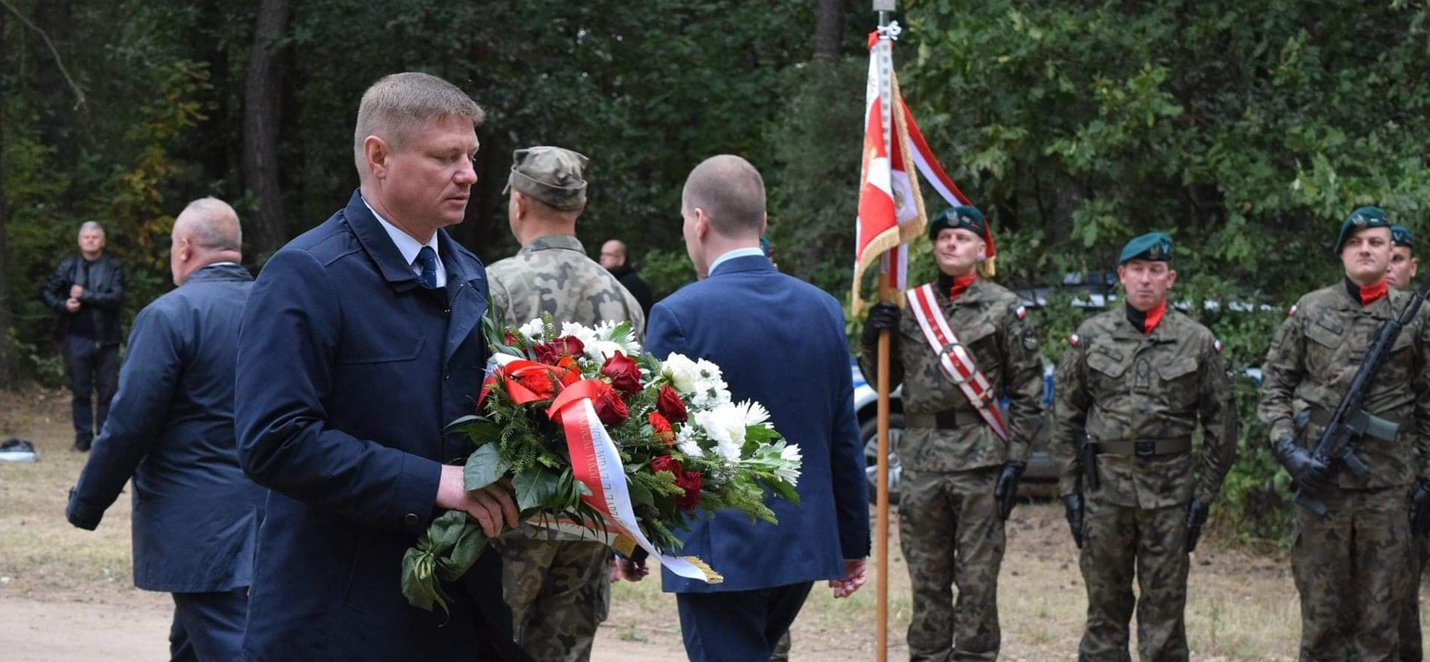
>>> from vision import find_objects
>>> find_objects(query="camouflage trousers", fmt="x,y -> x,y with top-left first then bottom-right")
492,537 -> 611,662
1293,485 -> 1408,662
1400,532 -> 1429,662
770,630 -> 791,662
1077,499 -> 1189,662
899,467 -> 1004,662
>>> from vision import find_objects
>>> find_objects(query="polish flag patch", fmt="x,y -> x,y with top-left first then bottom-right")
1287,304 -> 1298,317
1016,305 -> 1027,320
1214,339 -> 1223,353
1068,334 -> 1080,347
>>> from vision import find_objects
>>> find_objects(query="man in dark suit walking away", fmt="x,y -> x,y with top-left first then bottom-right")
66,197 -> 263,661
235,72 -> 520,661
637,154 -> 871,662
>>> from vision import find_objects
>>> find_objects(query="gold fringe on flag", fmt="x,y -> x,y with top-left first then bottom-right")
680,555 -> 725,584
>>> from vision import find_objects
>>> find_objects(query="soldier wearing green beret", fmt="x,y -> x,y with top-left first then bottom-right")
1052,232 -> 1239,662
860,205 -> 1045,661
1259,207 -> 1430,661
487,146 -> 645,662
1386,224 -> 1428,662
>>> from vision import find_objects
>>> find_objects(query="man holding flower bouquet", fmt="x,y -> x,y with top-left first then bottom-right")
486,145 -> 646,662
235,73 -> 523,661
639,154 -> 872,662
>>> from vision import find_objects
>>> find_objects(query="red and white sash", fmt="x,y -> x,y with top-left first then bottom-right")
905,284 -> 1009,441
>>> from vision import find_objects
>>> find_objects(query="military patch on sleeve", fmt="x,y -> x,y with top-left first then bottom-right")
1068,334 -> 1080,347
1023,332 -> 1039,351
1016,305 -> 1027,320
1214,339 -> 1223,353
1287,304 -> 1297,317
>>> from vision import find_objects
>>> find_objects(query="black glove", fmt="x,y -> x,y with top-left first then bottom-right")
1063,493 -> 1085,549
994,460 -> 1027,521
861,302 -> 901,346
1274,436 -> 1331,495
1411,480 -> 1430,537
1184,498 -> 1209,554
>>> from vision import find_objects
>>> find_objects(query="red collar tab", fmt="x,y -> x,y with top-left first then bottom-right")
1359,280 -> 1388,307
947,273 -> 978,301
1127,300 -> 1167,335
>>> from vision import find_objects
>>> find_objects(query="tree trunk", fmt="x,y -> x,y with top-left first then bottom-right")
242,0 -> 293,256
0,5 -> 13,385
34,0 -> 75,192
813,0 -> 846,62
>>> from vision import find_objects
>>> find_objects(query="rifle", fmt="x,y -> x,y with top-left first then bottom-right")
1296,274 -> 1430,517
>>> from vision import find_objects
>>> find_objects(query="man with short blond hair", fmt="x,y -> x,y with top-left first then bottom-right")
68,197 -> 261,662
237,72 -> 520,660
43,221 -> 125,451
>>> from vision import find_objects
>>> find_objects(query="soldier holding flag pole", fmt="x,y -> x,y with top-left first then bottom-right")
853,4 -> 1043,659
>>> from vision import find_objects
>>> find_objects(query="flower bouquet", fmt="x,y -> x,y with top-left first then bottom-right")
401,313 -> 804,613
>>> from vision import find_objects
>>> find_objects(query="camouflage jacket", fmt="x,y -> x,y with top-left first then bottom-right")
488,234 -> 646,340
1052,307 -> 1238,509
1258,281 -> 1430,489
859,278 -> 1044,472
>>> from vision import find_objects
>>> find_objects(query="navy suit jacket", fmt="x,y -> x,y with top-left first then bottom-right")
67,263 -> 263,593
646,255 -> 870,593
235,191 -> 504,661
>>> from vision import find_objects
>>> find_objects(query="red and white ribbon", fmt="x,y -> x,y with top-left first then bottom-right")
905,284 -> 1009,441
487,353 -> 721,583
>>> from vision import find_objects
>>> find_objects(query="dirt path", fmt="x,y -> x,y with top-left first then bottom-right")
1,386 -> 1421,660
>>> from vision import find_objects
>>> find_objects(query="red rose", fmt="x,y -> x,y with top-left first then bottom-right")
655,385 -> 688,423
651,455 -> 683,476
594,387 -> 629,427
648,412 -> 674,446
534,336 -> 585,365
651,455 -> 702,511
601,352 -> 642,394
674,470 -> 702,511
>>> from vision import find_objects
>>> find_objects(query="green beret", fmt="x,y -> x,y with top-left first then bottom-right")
1335,206 -> 1392,254
1392,225 -> 1415,250
928,205 -> 986,242
1118,232 -> 1174,265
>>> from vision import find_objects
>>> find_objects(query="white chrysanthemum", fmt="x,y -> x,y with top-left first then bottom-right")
560,322 -> 598,352
585,340 -> 629,362
694,358 -> 724,383
696,404 -> 746,463
776,444 -> 803,487
733,400 -> 770,427
674,425 -> 701,457
663,354 -> 700,394
518,318 -> 546,341
691,378 -> 731,408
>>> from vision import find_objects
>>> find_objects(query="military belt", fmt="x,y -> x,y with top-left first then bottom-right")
905,410 -> 985,430
1092,438 -> 1192,458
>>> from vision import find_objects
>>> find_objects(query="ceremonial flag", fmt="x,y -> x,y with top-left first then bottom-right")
852,31 -> 926,315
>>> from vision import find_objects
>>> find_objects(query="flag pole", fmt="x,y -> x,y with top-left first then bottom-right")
872,2 -> 896,661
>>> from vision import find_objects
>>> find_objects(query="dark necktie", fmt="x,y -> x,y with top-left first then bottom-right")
415,246 -> 439,289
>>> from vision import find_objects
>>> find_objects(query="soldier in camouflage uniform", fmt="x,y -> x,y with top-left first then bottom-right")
861,205 -> 1044,662
1260,207 -> 1430,661
487,146 -> 645,662
1053,232 -> 1238,662
1389,225 -> 1429,662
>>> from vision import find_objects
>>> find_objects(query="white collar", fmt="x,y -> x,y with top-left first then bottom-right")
362,197 -> 445,286
708,247 -> 766,275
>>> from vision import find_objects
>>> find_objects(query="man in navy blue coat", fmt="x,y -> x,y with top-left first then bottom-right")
67,197 -> 263,662
234,73 -> 520,661
640,155 -> 871,661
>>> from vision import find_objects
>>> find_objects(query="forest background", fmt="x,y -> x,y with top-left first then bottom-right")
2,0 -> 1429,542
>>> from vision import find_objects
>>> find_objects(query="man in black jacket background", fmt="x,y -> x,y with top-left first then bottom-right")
598,238 -> 655,317
41,221 -> 125,451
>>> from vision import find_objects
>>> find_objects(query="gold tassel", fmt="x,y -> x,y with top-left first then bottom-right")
980,255 -> 997,278
680,555 -> 725,584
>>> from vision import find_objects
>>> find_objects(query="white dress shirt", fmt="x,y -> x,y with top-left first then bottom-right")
708,247 -> 766,275
362,197 -> 447,288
